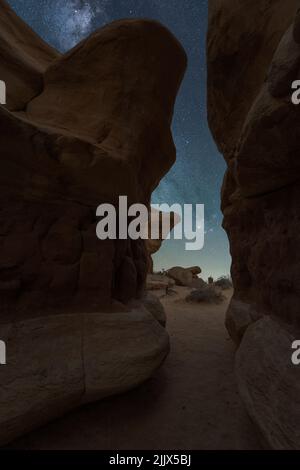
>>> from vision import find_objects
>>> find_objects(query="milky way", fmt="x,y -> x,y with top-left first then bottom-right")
49,0 -> 109,51
7,0 -> 231,279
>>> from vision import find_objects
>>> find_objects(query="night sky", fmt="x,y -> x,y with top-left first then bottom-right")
7,0 -> 231,280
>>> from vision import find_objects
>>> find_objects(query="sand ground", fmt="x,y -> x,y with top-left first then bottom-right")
9,287 -> 260,450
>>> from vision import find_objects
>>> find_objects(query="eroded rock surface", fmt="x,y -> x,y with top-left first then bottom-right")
0,0 -> 59,110
141,292 -> 167,327
208,0 -> 300,449
0,0 -> 186,445
0,3 -> 186,317
236,317 -> 300,449
167,266 -> 202,287
146,273 -> 175,291
0,308 -> 169,446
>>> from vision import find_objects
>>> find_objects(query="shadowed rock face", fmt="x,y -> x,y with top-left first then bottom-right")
0,0 -> 59,110
0,0 -> 186,445
0,1 -> 187,317
208,0 -> 300,449
207,0 -> 299,161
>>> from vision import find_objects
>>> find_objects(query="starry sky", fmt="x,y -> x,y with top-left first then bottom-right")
7,0 -> 231,280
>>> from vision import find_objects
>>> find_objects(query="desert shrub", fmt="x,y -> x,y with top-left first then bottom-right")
186,286 -> 225,304
214,276 -> 233,290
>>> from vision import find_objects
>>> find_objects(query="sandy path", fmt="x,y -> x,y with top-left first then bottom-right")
9,287 -> 260,450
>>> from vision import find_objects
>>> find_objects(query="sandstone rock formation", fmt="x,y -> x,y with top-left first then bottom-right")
0,0 -> 59,110
0,308 -> 169,446
0,0 -> 186,316
141,292 -> 167,327
167,266 -> 203,287
208,0 -> 300,449
0,0 -> 186,444
236,316 -> 300,450
146,273 -> 175,291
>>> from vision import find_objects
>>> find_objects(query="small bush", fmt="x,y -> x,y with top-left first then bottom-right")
214,276 -> 233,290
186,286 -> 225,304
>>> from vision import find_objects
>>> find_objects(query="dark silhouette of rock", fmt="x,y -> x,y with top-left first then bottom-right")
208,0 -> 300,449
207,0 -> 298,162
0,0 -> 186,445
0,0 -> 59,110
0,7 -> 186,316
225,298 -> 261,345
189,277 -> 207,289
293,8 -> 300,43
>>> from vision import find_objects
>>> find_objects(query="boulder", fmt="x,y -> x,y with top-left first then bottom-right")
225,299 -> 261,345
236,317 -> 300,449
167,266 -> 202,287
187,266 -> 202,277
0,308 -> 169,446
141,292 -> 167,327
146,274 -> 175,291
167,267 -> 193,286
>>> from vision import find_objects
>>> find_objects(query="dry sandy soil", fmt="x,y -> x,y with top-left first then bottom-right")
8,287 -> 260,450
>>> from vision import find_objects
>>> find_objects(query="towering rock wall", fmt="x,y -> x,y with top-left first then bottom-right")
0,0 -> 186,444
0,1 -> 187,317
207,1 -> 300,448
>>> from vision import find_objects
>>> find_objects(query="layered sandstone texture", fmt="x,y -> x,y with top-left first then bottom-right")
207,0 -> 300,449
0,0 -> 186,445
